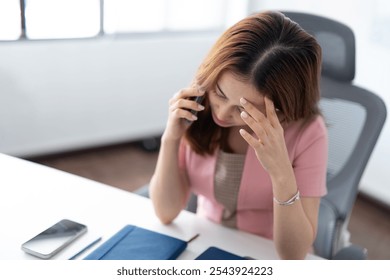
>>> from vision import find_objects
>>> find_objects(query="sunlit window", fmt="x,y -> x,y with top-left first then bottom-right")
165,0 -> 225,31
1,0 -> 249,41
104,0 -> 166,33
104,0 -> 248,34
25,0 -> 100,39
0,0 -> 21,40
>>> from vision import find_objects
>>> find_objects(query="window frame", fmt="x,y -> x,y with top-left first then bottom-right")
0,0 -> 248,42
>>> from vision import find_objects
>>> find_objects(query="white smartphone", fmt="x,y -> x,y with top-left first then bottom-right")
21,219 -> 87,259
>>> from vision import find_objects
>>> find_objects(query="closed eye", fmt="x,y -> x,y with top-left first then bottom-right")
215,90 -> 226,99
215,83 -> 244,113
215,83 -> 227,99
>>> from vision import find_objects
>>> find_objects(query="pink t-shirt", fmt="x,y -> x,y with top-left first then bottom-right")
179,115 -> 328,239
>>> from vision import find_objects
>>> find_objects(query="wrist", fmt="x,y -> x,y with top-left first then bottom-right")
269,162 -> 294,184
270,165 -> 298,202
274,189 -> 300,206
161,133 -> 181,145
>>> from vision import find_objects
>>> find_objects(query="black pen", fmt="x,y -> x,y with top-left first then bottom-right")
187,233 -> 200,243
68,237 -> 102,260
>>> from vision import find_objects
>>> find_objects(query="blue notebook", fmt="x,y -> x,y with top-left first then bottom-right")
195,246 -> 246,260
84,225 -> 187,260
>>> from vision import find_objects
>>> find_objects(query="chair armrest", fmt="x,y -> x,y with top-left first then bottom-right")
332,244 -> 368,260
314,199 -> 338,259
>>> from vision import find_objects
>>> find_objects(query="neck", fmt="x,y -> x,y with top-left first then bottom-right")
223,126 -> 248,154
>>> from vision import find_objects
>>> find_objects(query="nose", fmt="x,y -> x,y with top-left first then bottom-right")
217,105 -> 233,121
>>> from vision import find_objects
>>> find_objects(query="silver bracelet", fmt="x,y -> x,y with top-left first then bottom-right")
273,190 -> 300,206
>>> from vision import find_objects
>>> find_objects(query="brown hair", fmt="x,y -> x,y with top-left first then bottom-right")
185,11 -> 322,155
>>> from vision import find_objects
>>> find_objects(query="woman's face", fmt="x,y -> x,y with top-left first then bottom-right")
208,71 -> 266,128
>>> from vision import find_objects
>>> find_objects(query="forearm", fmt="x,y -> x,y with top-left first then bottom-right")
149,136 -> 189,224
271,169 -> 316,259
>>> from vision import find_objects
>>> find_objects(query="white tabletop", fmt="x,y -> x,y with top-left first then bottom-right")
0,153 -> 321,260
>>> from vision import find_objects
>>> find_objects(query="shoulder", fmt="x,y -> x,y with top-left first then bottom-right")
286,115 -> 327,141
299,115 -> 327,141
289,116 -> 328,196
284,115 -> 328,157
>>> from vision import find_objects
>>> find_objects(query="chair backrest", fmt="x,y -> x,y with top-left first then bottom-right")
319,79 -> 386,219
282,11 -> 387,258
282,11 -> 355,82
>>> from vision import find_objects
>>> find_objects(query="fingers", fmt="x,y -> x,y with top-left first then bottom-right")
240,97 -> 281,129
240,97 -> 273,135
240,110 -> 269,145
264,96 -> 281,128
239,96 -> 284,148
170,99 -> 204,122
172,107 -> 199,122
169,87 -> 205,122
170,87 -> 205,105
171,98 -> 204,112
239,128 -> 263,149
239,97 -> 266,121
172,87 -> 205,102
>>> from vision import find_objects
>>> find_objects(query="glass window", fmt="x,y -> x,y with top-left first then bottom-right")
1,0 -> 249,41
104,0 -> 166,33
0,0 -> 21,40
104,0 -> 248,34
165,0 -> 225,31
25,0 -> 101,39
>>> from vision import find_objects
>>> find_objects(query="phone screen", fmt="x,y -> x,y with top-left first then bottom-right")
21,219 -> 87,259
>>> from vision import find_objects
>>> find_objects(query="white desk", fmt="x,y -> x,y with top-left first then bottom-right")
0,153 -> 320,260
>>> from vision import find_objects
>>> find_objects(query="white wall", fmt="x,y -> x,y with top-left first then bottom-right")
0,33 -> 219,157
249,0 -> 390,205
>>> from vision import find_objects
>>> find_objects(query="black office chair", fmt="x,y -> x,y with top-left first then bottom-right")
282,11 -> 387,259
136,11 -> 387,260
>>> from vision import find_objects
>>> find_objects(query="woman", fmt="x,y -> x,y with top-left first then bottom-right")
150,11 -> 327,259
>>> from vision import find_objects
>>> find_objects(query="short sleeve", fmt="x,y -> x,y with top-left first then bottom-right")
293,117 -> 328,197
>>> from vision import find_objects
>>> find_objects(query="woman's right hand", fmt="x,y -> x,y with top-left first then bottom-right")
162,87 -> 205,142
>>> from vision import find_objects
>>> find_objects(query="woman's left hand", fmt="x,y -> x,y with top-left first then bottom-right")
239,96 -> 292,177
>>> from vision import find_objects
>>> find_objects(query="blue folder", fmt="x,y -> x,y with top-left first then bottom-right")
84,225 -> 187,260
195,246 -> 246,260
